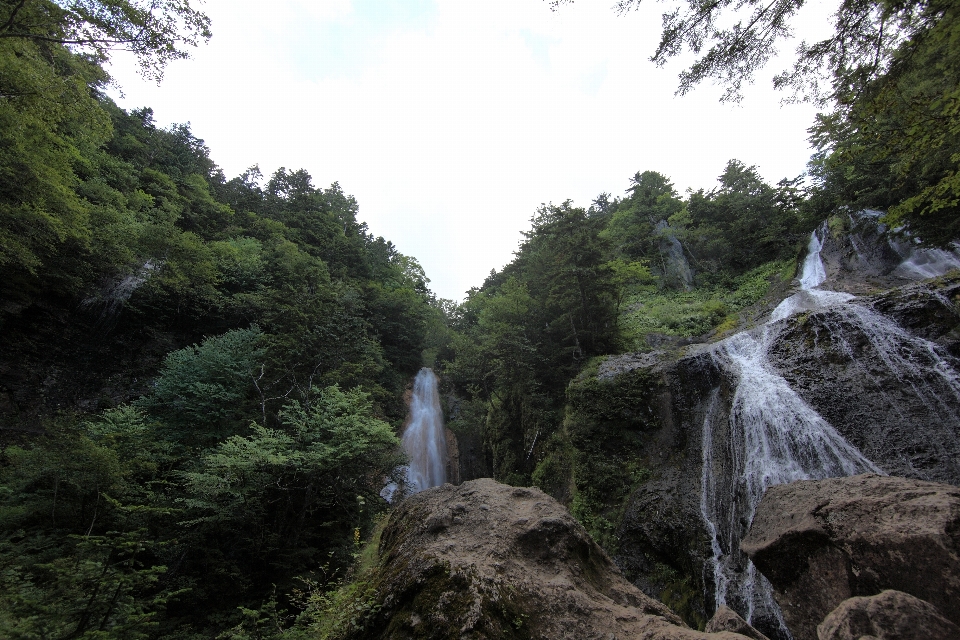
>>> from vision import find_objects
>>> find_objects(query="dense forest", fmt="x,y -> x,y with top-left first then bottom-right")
0,2 -> 441,636
1,0 -> 958,638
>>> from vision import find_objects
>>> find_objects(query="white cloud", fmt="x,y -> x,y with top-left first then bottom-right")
107,0 -> 826,301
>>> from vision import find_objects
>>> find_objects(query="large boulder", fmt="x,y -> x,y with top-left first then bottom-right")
348,478 -> 755,639
705,606 -> 770,640
817,590 -> 960,640
741,474 -> 960,640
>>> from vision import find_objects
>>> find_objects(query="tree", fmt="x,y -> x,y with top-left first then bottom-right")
179,385 -> 401,584
603,170 -> 685,261
550,0 -> 952,104
137,327 -> 266,449
808,5 -> 960,244
684,160 -> 802,273
0,0 -> 211,80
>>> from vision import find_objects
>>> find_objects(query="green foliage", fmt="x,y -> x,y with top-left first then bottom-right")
178,385 -> 401,605
0,30 -> 111,281
678,161 -> 805,275
0,15 -> 434,634
0,530 -> 173,640
810,4 -> 960,245
618,259 -> 792,346
0,0 -> 212,80
557,0 -> 951,106
442,202 -> 620,483
0,415 -> 181,639
569,491 -> 617,552
650,563 -> 706,630
603,171 -> 685,261
138,327 -> 266,448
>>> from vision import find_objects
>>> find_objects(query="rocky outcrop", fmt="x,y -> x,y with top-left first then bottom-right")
0,291 -> 187,432
573,347 -> 723,628
348,478 -> 755,639
444,427 -> 460,485
654,220 -> 694,291
817,590 -> 960,640
562,271 -> 960,639
817,210 -> 960,294
511,216 -> 960,638
741,474 -> 960,640
705,606 -> 770,640
767,274 -> 960,485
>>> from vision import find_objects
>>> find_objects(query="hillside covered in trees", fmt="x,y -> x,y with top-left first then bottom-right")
0,1 -> 441,636
2,0 -> 960,638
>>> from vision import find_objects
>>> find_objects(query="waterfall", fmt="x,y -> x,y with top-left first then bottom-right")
701,217 -> 960,636
700,223 -> 884,637
401,368 -> 448,493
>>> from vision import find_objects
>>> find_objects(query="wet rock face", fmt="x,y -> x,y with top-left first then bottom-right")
817,210 -> 960,294
356,478 -> 755,640
766,276 -> 960,485
817,590 -> 960,640
587,273 -> 960,638
585,348 -> 723,626
654,220 -> 694,291
867,276 -> 960,356
0,292 -> 186,431
741,474 -> 960,640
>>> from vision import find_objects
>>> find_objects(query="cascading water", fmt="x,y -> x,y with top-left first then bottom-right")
400,367 -> 448,493
701,217 -> 960,636
700,222 -> 884,637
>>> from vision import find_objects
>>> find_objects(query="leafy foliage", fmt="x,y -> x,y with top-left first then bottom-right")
809,4 -> 960,244
438,162 -> 805,521
552,0 -> 951,104
0,0 -> 212,80
0,6 -> 433,635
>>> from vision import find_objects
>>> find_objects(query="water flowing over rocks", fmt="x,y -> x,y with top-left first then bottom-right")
354,478 -> 758,639
401,368 -> 448,493
740,474 -> 960,640
816,210 -> 960,293
575,216 -> 960,638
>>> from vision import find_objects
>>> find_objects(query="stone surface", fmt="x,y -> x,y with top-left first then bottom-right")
350,478 -> 754,640
767,274 -> 960,485
705,606 -> 770,640
741,474 -> 960,640
817,590 -> 960,640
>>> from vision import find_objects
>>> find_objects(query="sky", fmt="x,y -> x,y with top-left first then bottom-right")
106,0 -> 832,302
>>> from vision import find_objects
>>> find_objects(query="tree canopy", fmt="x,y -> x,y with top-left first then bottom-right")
0,0 -> 211,79
550,0 -> 952,104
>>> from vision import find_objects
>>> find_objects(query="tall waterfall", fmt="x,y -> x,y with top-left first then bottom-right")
700,223 -> 883,637
700,219 -> 960,636
401,368 -> 448,493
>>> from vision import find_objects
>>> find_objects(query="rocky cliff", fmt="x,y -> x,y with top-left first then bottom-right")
545,216 -> 960,638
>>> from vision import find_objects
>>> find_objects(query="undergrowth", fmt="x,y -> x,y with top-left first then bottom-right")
619,259 -> 794,348
218,516 -> 389,640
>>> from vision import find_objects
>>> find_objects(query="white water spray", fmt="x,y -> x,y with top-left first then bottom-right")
701,223 -> 883,636
401,368 -> 448,493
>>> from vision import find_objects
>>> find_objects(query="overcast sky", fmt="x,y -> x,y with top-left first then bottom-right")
107,0 -> 831,302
